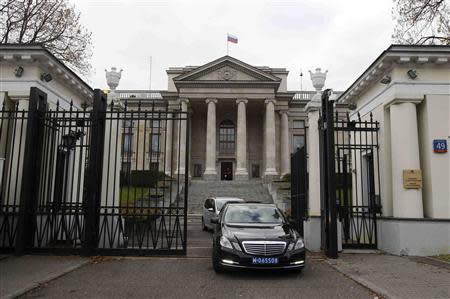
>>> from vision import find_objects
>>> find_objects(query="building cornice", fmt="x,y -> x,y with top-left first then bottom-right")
0,44 -> 93,100
338,44 -> 450,105
174,81 -> 280,89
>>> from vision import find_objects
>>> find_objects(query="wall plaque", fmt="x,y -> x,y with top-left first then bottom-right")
403,169 -> 422,189
433,139 -> 447,153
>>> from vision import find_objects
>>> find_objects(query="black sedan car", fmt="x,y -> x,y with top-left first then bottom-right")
211,203 -> 305,273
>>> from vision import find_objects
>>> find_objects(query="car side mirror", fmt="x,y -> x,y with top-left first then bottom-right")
207,208 -> 214,212
210,217 -> 219,224
288,218 -> 297,227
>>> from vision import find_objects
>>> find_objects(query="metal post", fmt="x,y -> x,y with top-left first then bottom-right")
83,89 -> 107,255
298,146 -> 307,236
324,89 -> 338,258
15,87 -> 47,255
182,110 -> 190,253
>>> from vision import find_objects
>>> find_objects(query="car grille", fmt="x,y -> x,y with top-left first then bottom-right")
242,241 -> 286,256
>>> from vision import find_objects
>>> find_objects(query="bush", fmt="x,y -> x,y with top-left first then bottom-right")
120,170 -> 166,187
281,173 -> 291,182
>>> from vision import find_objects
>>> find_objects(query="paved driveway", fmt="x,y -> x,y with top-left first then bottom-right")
21,257 -> 377,299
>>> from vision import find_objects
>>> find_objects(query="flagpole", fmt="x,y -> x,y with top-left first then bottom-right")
226,33 -> 229,55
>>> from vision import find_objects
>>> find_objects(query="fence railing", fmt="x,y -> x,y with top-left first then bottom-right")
0,87 -> 189,256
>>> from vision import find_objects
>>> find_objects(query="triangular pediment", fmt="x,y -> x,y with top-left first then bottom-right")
173,56 -> 281,83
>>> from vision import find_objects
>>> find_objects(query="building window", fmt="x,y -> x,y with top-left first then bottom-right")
150,162 -> 159,171
293,135 -> 305,151
293,120 -> 305,129
123,133 -> 133,155
194,164 -> 203,177
150,133 -> 160,153
123,120 -> 134,129
148,120 -> 160,128
219,120 -> 235,154
122,161 -> 131,174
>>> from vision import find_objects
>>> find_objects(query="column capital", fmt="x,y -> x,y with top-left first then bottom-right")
278,110 -> 289,116
305,100 -> 321,113
179,98 -> 189,104
264,98 -> 276,105
205,98 -> 218,104
385,98 -> 423,109
236,98 -> 248,105
6,91 -> 29,102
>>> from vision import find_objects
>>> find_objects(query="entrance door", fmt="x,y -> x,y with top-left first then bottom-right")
221,162 -> 233,180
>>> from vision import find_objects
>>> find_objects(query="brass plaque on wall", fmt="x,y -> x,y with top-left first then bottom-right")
403,169 -> 422,189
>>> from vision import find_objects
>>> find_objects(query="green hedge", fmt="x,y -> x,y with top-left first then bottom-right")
120,170 -> 166,187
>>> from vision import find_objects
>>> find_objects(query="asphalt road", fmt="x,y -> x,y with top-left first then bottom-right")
21,257 -> 377,299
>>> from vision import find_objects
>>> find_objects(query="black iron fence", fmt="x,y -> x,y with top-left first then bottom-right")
319,90 -> 381,258
0,87 -> 189,255
0,100 -> 29,250
334,111 -> 381,249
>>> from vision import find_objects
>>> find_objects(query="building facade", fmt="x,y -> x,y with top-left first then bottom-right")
117,56 -> 331,181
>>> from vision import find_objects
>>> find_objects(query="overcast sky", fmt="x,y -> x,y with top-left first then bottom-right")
73,0 -> 394,92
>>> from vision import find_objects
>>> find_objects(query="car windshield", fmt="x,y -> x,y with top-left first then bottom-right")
215,199 -> 242,212
224,205 -> 284,224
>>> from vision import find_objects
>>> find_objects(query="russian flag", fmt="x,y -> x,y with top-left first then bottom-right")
227,34 -> 238,44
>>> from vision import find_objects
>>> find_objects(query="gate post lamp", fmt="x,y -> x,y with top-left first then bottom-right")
61,133 -> 77,150
61,130 -> 84,150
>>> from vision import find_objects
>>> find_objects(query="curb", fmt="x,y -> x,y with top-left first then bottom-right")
325,259 -> 395,299
408,256 -> 450,270
4,259 -> 89,299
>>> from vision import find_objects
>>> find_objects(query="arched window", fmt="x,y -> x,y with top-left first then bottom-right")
219,119 -> 235,154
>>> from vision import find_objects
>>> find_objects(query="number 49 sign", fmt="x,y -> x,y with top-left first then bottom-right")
433,139 -> 447,153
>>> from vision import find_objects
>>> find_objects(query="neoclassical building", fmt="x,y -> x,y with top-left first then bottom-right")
117,56 -> 325,181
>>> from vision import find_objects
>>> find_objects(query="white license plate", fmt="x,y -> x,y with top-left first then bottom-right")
252,257 -> 279,264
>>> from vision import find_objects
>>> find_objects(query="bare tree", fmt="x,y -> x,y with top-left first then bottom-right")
392,0 -> 450,45
0,0 -> 92,76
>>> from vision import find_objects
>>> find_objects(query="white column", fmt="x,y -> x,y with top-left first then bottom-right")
5,97 -> 28,206
305,103 -> 321,216
164,111 -> 173,176
264,99 -> 278,177
390,100 -> 423,218
177,98 -> 189,175
101,97 -> 123,209
279,110 -> 290,177
204,98 -> 217,179
235,99 -> 249,180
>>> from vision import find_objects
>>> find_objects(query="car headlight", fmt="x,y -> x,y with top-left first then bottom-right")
220,236 -> 233,249
294,238 -> 305,250
232,242 -> 242,252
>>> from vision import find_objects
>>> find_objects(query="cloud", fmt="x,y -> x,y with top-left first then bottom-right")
73,0 -> 394,92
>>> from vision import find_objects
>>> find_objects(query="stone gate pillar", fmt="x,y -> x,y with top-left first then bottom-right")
303,68 -> 328,251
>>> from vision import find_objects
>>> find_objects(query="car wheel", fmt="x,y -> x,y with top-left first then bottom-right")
212,247 -> 225,273
202,217 -> 207,231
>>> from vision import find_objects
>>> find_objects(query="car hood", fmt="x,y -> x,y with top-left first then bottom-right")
223,223 -> 296,242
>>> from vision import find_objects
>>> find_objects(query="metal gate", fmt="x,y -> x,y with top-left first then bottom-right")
319,89 -> 381,257
0,87 -> 189,255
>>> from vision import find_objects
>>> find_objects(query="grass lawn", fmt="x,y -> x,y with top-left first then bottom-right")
120,186 -> 150,207
120,186 -> 164,218
432,254 -> 450,263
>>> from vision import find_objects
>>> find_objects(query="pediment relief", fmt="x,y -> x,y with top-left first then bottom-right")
194,66 -> 259,81
173,56 -> 281,83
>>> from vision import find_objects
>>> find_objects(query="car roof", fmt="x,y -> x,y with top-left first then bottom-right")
226,203 -> 276,207
211,197 -> 245,202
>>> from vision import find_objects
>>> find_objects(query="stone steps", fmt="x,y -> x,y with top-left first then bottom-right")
187,179 -> 273,215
